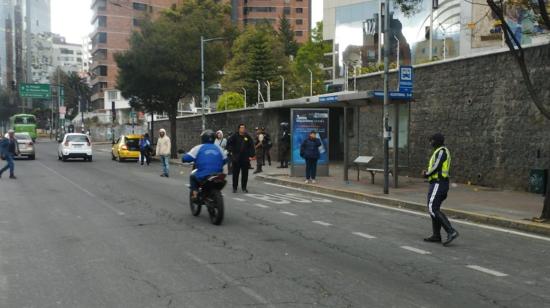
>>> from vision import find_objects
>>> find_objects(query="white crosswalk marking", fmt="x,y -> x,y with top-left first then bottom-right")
253,203 -> 269,209
233,198 -> 246,202
280,211 -> 297,216
400,246 -> 431,255
312,221 -> 332,227
466,265 -> 508,277
352,232 -> 376,239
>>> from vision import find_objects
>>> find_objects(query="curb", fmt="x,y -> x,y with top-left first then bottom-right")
257,174 -> 550,237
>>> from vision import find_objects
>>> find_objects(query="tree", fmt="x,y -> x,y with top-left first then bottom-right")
222,24 -> 292,104
216,91 -> 244,111
0,87 -> 18,126
278,15 -> 299,57
50,68 -> 91,120
293,22 -> 331,96
395,0 -> 550,219
115,0 -> 233,157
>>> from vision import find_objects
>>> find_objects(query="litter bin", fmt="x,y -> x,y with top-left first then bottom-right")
529,169 -> 548,195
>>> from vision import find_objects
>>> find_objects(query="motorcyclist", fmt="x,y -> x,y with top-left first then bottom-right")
182,130 -> 227,200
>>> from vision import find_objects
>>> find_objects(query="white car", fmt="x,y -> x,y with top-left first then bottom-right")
58,133 -> 93,162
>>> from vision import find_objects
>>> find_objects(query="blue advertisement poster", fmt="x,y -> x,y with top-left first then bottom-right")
291,109 -> 329,166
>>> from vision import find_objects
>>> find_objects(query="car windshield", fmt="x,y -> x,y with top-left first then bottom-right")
15,133 -> 31,140
126,138 -> 140,151
67,135 -> 89,143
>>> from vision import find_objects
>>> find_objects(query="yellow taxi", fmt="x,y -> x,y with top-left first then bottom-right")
112,134 -> 143,161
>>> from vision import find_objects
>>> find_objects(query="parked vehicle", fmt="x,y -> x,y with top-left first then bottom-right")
111,134 -> 142,161
58,133 -> 93,162
9,114 -> 37,141
14,132 -> 35,160
189,173 -> 227,225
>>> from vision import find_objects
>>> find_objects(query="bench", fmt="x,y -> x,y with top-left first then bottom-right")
353,156 -> 393,184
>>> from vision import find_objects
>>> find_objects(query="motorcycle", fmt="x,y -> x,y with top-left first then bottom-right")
189,173 -> 227,225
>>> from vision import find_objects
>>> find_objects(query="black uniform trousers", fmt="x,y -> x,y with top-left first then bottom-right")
427,180 -> 454,235
232,159 -> 250,190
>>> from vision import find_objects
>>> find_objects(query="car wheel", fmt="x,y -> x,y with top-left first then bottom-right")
62,155 -> 67,162
29,155 -> 35,160
111,153 -> 116,160
87,156 -> 93,162
58,154 -> 62,160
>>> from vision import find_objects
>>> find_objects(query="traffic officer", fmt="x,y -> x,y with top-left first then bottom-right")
423,133 -> 459,246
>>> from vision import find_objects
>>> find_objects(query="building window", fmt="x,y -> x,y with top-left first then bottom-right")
97,16 -> 107,27
296,19 -> 303,25
93,65 -> 108,77
94,0 -> 106,11
283,7 -> 290,15
133,18 -> 142,27
243,18 -> 276,25
296,8 -> 303,14
244,7 -> 276,14
295,31 -> 304,37
108,90 -> 118,100
133,2 -> 148,11
60,48 -> 74,55
98,32 -> 107,43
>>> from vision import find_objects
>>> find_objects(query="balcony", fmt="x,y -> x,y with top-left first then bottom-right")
91,92 -> 105,104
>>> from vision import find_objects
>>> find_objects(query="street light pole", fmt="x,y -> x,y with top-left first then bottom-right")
279,75 -> 285,101
265,81 -> 271,102
394,35 -> 400,69
307,68 -> 313,96
200,36 -> 224,131
242,87 -> 247,109
383,0 -> 391,194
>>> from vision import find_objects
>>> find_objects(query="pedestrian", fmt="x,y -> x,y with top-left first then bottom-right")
226,123 -> 255,193
300,130 -> 321,184
215,130 -> 229,173
139,133 -> 152,166
277,122 -> 290,168
0,130 -> 20,179
254,128 -> 265,174
423,133 -> 459,246
156,128 -> 171,177
261,127 -> 272,166
225,131 -> 234,175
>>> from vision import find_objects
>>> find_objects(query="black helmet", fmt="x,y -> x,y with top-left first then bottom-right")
280,122 -> 289,128
201,129 -> 216,144
430,133 -> 445,148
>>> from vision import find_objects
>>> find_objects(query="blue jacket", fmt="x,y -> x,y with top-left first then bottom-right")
139,138 -> 151,150
0,138 -> 7,155
300,138 -> 321,160
182,143 -> 227,180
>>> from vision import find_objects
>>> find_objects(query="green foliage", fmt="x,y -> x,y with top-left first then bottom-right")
222,24 -> 291,104
278,15 -> 299,57
115,0 -> 233,156
50,68 -> 91,120
293,22 -> 331,96
216,92 -> 244,111
0,87 -> 18,122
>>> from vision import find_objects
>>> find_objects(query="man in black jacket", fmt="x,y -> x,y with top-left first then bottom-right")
227,124 -> 255,193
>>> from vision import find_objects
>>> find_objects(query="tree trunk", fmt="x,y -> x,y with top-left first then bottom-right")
169,112 -> 177,159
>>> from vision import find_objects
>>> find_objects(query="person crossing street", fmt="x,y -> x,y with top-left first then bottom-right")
0,130 -> 20,179
423,133 -> 459,246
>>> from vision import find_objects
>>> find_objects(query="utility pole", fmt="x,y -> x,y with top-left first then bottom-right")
242,87 -> 247,109
279,75 -> 285,101
307,68 -> 313,96
383,0 -> 391,194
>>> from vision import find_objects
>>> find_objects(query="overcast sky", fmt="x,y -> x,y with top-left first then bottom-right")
51,0 -> 323,44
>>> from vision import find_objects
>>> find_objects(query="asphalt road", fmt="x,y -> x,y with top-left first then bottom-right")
0,140 -> 549,307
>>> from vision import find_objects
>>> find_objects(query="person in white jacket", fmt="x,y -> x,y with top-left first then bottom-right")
156,128 -> 171,177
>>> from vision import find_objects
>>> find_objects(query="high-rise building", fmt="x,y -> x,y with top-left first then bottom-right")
230,0 -> 312,43
89,0 -> 183,110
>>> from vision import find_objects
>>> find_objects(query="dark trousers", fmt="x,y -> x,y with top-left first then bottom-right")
264,148 -> 271,165
232,160 -> 249,190
190,173 -> 199,191
427,181 -> 454,235
0,153 -> 14,176
140,149 -> 150,165
305,158 -> 318,180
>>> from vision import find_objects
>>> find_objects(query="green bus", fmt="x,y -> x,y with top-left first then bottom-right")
9,114 -> 37,141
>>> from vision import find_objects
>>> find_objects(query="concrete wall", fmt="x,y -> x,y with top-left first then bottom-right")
356,44 -> 550,190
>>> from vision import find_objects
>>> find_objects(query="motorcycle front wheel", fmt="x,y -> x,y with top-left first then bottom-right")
208,190 -> 224,225
189,191 -> 202,216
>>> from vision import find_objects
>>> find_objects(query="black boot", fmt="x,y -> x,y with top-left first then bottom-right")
436,211 -> 459,246
424,217 -> 442,242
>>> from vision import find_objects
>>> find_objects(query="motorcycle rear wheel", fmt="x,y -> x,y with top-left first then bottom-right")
208,190 -> 224,225
189,191 -> 202,216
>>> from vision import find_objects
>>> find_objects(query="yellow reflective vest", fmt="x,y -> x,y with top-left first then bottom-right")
427,146 -> 451,182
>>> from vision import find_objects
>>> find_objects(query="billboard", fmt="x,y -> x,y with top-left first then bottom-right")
291,109 -> 329,167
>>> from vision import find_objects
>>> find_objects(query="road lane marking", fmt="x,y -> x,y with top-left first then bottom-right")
233,198 -> 246,202
352,232 -> 377,239
264,182 -> 550,243
312,221 -> 332,227
185,252 -> 273,308
280,211 -> 297,216
37,161 -> 125,216
400,246 -> 431,255
253,203 -> 270,209
466,265 -> 508,277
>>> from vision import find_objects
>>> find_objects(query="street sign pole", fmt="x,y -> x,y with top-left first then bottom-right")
383,0 -> 391,194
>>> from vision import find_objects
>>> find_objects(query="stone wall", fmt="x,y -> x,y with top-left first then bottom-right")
356,44 -> 550,190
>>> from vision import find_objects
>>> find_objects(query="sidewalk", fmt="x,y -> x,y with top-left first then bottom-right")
253,163 -> 550,236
